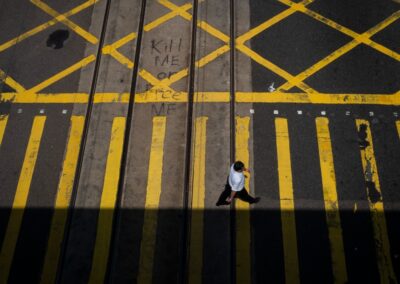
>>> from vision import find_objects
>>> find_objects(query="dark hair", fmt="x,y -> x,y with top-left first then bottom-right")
233,161 -> 245,171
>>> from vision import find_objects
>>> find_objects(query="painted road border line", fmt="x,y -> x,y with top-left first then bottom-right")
235,116 -> 251,284
40,116 -> 85,284
396,121 -> 400,139
89,117 -> 126,284
188,117 -> 207,284
1,92 -> 400,104
137,116 -> 167,284
275,118 -> 300,283
315,117 -> 347,283
0,115 -> 8,147
356,119 -> 396,283
0,116 -> 46,283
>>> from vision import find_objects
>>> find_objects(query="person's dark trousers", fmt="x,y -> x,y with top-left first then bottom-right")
236,188 -> 257,203
216,183 -> 232,206
216,183 -> 257,206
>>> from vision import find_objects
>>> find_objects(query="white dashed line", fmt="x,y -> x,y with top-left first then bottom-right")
273,110 -> 279,115
17,109 -> 22,114
62,109 -> 68,114
39,109 -> 45,114
321,111 -> 326,116
345,111 -> 350,116
297,110 -> 302,115
250,109 -> 255,114
394,112 -> 398,117
369,111 -> 374,117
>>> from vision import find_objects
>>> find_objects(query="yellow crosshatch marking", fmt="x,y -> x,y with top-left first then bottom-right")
0,0 -> 98,53
0,0 -> 399,102
31,0 -> 99,44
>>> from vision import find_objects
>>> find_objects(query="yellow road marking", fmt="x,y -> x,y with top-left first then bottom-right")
189,117 -> 208,284
30,0 -> 98,44
89,117 -> 126,284
0,69 -> 26,93
0,116 -> 46,283
109,32 -> 137,50
103,47 -> 134,69
27,55 -> 96,94
102,2 -> 192,68
196,45 -> 230,69
235,117 -> 251,284
0,0 -> 97,53
236,0 -> 313,44
277,4 -> 400,91
147,2 -> 192,32
236,44 -> 316,94
138,116 -> 167,284
138,70 -> 177,93
0,115 -> 8,147
0,92 -> 399,105
275,118 -> 299,283
159,0 -> 230,43
0,93 -> 89,103
41,116 -> 85,284
102,33 -> 138,69
143,45 -> 230,96
93,93 -> 130,103
195,92 -> 230,102
356,120 -> 396,283
315,117 -> 347,283
396,121 -> 400,139
236,92 -> 400,105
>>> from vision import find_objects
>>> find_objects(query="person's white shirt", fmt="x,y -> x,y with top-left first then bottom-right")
229,164 -> 245,192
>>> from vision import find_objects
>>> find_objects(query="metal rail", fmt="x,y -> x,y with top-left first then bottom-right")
55,0 -> 114,281
180,0 -> 200,282
230,0 -> 237,283
105,0 -> 148,281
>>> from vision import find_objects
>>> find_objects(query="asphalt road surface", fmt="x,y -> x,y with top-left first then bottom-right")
0,0 -> 399,283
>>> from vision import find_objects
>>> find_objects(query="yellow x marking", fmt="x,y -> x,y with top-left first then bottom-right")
277,0 -> 400,91
30,0 -> 98,44
102,2 -> 193,70
0,0 -> 98,53
235,0 -> 317,93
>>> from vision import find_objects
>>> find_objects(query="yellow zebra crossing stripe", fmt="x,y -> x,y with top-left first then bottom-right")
138,116 -> 167,284
41,116 -> 85,284
0,116 -> 46,283
235,117 -> 251,284
356,120 -> 396,283
275,118 -> 299,283
188,117 -> 208,284
0,115 -> 8,147
315,117 -> 347,283
89,117 -> 126,284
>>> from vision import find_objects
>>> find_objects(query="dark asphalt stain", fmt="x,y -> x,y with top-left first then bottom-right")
357,123 -> 370,149
46,29 -> 69,49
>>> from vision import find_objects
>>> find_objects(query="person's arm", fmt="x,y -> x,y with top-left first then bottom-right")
226,191 -> 236,203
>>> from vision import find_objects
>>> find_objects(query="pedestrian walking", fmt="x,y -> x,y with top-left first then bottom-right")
216,161 -> 260,206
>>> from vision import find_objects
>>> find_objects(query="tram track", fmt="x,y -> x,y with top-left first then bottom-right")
180,0 -> 199,282
229,0 -> 237,283
55,0 -> 114,281
58,0 -> 233,282
105,0 -> 148,281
